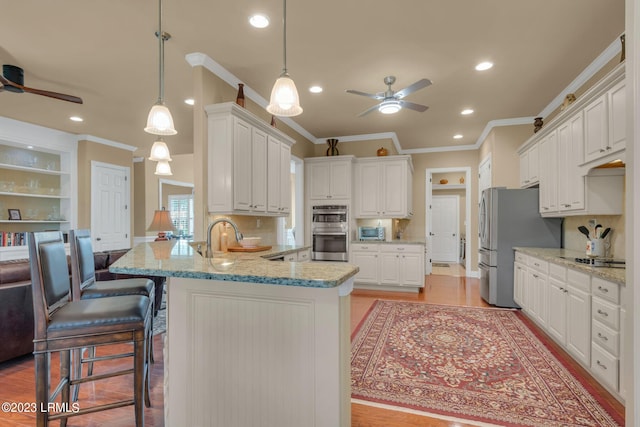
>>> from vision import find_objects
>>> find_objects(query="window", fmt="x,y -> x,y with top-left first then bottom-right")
168,194 -> 194,238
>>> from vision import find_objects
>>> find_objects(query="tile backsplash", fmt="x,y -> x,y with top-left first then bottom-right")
563,215 -> 624,259
208,215 -> 278,251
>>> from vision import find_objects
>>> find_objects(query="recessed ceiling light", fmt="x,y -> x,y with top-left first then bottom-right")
27,145 -> 34,150
184,98 -> 195,106
453,134 -> 463,139
249,14 -> 269,28
475,61 -> 493,71
309,86 -> 323,93
70,116 -> 83,122
461,109 -> 474,115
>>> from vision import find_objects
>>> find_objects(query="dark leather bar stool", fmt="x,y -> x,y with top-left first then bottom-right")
28,231 -> 151,427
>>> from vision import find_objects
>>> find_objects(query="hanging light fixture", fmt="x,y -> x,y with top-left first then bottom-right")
266,0 -> 303,117
149,137 -> 172,162
145,0 -> 177,135
155,160 -> 173,176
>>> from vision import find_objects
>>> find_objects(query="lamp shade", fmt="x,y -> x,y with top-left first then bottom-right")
145,102 -> 177,135
149,138 -> 172,161
147,208 -> 176,241
266,74 -> 303,117
154,159 -> 173,176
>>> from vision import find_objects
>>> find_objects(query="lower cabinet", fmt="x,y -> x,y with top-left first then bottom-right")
350,243 -> 425,291
514,251 -> 622,400
283,248 -> 311,262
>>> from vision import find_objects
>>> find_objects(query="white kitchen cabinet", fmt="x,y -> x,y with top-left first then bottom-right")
556,112 -> 585,214
547,275 -> 568,343
267,135 -> 291,214
607,80 -> 626,154
583,80 -> 626,164
538,131 -> 558,213
519,144 -> 539,188
513,253 -> 527,308
354,156 -> 414,218
305,156 -> 354,201
350,243 -> 424,291
590,276 -> 621,394
566,269 -> 591,367
206,103 -> 295,216
527,256 -> 549,328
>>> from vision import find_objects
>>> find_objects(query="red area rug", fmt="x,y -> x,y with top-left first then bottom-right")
351,300 -> 623,427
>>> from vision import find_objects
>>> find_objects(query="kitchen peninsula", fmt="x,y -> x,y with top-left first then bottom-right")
110,240 -> 358,427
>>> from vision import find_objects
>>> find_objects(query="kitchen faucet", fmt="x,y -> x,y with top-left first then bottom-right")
205,218 -> 243,258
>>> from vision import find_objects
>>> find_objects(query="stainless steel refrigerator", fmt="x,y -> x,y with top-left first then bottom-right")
478,187 -> 562,308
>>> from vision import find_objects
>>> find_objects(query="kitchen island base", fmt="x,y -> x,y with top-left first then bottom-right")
165,276 -> 352,427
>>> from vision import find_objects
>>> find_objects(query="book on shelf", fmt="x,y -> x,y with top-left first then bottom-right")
0,232 -> 27,247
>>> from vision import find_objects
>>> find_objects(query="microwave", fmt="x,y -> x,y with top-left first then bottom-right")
358,226 -> 385,241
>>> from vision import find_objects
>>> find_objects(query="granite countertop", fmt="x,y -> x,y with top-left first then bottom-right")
513,247 -> 626,285
109,240 -> 358,289
351,238 -> 426,245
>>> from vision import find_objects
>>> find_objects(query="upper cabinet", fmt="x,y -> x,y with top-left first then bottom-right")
518,63 -> 625,218
305,156 -> 354,201
206,103 -> 295,216
354,156 -> 414,219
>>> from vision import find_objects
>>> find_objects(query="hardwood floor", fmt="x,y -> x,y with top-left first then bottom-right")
0,273 -> 624,426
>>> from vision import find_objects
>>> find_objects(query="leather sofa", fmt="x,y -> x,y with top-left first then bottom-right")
0,249 -> 165,364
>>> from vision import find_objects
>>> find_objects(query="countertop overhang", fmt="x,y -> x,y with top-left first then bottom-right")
109,241 -> 359,289
513,247 -> 626,285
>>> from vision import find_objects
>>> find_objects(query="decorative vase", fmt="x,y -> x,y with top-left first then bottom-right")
376,147 -> 388,156
439,179 -> 448,185
270,115 -> 276,127
533,117 -> 543,133
326,139 -> 339,156
236,83 -> 245,107
459,177 -> 465,184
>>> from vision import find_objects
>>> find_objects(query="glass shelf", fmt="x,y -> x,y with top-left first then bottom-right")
0,162 -> 69,176
0,220 -> 69,224
0,191 -> 69,199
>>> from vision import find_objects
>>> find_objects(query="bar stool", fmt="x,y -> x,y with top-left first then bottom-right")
69,229 -> 156,397
28,231 -> 151,427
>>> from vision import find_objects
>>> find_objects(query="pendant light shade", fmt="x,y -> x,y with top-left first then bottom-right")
155,159 -> 173,176
145,103 -> 177,135
149,137 -> 173,161
267,73 -> 303,116
266,0 -> 302,117
145,0 -> 177,136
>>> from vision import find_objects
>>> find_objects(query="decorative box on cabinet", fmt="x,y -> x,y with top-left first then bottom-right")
354,156 -> 414,219
206,103 -> 295,216
0,123 -> 77,260
305,156 -> 354,201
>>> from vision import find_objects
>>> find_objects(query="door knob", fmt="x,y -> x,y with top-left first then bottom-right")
96,237 -> 102,241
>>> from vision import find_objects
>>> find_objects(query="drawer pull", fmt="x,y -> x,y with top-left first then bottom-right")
534,263 -> 540,267
597,286 -> 609,293
596,360 -> 607,370
597,309 -> 609,317
597,333 -> 609,341
533,274 -> 539,278
397,247 -> 405,251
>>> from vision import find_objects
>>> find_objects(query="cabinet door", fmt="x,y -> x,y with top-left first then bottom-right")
233,118 -> 253,211
583,95 -> 607,163
513,262 -> 526,307
539,132 -> 558,214
351,250 -> 379,284
251,128 -> 267,212
608,81 -> 625,153
279,143 -> 291,214
379,252 -> 401,285
329,161 -> 351,199
400,252 -> 424,287
527,144 -> 539,184
565,113 -> 585,211
532,271 -> 548,328
519,151 -> 529,188
547,277 -> 567,344
267,136 -> 281,213
308,163 -> 331,199
356,163 -> 381,217
566,286 -> 591,366
382,161 -> 407,217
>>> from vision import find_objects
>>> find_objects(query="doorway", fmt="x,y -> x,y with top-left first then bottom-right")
431,194 -> 460,263
91,161 -> 131,251
425,167 -> 471,276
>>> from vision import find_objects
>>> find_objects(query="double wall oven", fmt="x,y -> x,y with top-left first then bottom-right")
312,205 -> 348,261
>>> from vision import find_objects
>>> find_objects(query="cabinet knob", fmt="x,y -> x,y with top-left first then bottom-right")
96,237 -> 102,241
606,146 -> 612,150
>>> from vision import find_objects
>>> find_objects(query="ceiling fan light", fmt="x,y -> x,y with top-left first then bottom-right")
145,102 -> 177,135
378,99 -> 401,115
149,138 -> 173,161
266,74 -> 303,117
154,159 -> 173,176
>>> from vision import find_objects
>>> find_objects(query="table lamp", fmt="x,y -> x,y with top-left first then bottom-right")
147,207 -> 176,241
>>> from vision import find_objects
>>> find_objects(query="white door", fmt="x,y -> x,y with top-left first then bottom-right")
91,161 -> 130,251
431,195 -> 459,263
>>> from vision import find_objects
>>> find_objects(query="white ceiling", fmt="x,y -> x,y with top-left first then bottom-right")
0,1 -> 625,156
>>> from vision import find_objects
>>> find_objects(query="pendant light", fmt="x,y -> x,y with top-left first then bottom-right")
155,159 -> 173,176
145,0 -> 177,135
149,137 -> 172,162
266,0 -> 303,117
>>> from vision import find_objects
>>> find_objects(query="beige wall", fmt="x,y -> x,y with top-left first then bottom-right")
76,140 -> 135,233
479,124 -> 530,189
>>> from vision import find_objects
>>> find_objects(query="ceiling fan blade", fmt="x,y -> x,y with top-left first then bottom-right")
394,78 -> 432,99
356,104 -> 381,117
399,100 -> 429,112
21,85 -> 83,104
346,89 -> 384,100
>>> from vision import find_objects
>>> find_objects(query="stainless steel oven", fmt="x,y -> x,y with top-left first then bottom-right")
312,205 -> 348,261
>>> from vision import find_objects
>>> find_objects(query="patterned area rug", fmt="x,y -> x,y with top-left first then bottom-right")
351,300 -> 623,427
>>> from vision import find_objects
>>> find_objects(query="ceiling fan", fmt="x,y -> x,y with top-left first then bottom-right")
346,75 -> 431,117
0,64 -> 83,104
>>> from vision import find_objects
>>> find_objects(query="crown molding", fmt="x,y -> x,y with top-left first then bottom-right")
76,134 -> 138,152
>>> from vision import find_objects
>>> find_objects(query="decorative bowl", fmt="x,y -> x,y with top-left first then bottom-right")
439,179 -> 448,184
239,237 -> 262,247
